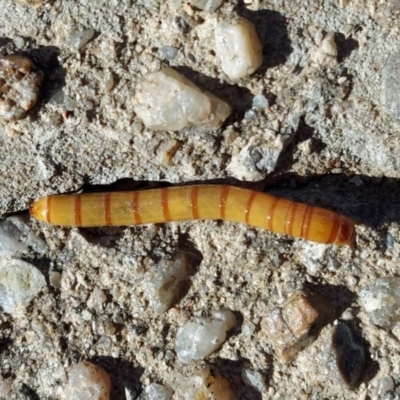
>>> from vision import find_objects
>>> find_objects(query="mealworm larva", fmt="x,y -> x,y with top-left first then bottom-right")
29,185 -> 355,246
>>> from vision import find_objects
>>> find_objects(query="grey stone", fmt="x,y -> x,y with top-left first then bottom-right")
382,52 -> 400,121
175,309 -> 237,363
359,277 -> 400,328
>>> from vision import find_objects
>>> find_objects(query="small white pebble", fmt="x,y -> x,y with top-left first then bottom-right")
159,46 -> 179,61
312,32 -> 338,66
241,368 -> 268,392
102,70 -> 114,92
378,376 -> 395,395
65,361 -> 111,400
189,0 -> 223,12
69,29 -> 96,51
241,321 -> 256,336
215,17 -> 262,80
252,94 -> 269,109
145,383 -> 173,400
49,271 -> 62,289
345,275 -> 358,287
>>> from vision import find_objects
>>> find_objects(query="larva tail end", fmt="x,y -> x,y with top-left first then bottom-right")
334,216 -> 356,247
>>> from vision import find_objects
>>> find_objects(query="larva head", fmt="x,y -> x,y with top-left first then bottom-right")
333,216 -> 356,247
29,197 -> 49,223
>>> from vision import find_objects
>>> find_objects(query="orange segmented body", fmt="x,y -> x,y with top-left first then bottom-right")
29,185 -> 355,246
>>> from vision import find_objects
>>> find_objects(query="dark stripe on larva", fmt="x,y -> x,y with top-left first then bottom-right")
74,195 -> 82,227
220,186 -> 230,220
326,214 -> 340,244
133,191 -> 142,224
161,188 -> 171,222
104,193 -> 112,226
267,197 -> 279,231
285,202 -> 297,236
46,196 -> 51,223
245,191 -> 257,224
301,206 -> 313,240
191,186 -> 199,219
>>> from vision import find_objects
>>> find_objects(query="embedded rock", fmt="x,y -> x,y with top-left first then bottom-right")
134,68 -> 231,131
65,361 -> 111,400
0,259 -> 46,313
175,309 -> 237,363
147,252 -> 197,313
0,55 -> 43,121
227,131 -> 287,181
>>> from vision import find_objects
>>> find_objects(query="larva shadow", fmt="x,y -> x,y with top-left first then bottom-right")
78,226 -> 124,249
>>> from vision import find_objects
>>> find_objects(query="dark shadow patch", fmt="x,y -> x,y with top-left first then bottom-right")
0,37 -> 13,51
0,337 -> 13,354
335,33 -> 359,63
80,178 -> 157,193
25,46 -> 66,106
79,226 -> 124,248
90,356 -> 144,400
302,282 -> 357,320
19,384 -> 40,400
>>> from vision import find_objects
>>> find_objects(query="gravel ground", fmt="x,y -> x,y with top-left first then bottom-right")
1,0 -> 400,399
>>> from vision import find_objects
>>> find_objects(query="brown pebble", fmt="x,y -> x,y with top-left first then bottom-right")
261,292 -> 334,362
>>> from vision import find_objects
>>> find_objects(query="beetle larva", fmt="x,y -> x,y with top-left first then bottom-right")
29,185 -> 355,246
